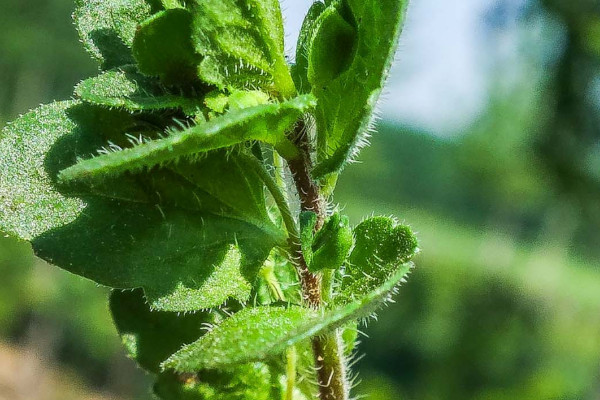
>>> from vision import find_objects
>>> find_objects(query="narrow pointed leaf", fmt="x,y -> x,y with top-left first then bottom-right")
191,0 -> 295,95
73,0 -> 152,69
58,95 -> 316,184
311,0 -> 409,178
133,8 -> 201,84
0,102 -> 284,312
75,67 -> 204,114
163,306 -> 316,371
164,264 -> 413,372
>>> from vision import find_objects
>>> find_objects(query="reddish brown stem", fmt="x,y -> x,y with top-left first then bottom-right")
285,120 -> 348,400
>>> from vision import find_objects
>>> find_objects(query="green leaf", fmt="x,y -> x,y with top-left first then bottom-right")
133,9 -> 201,84
0,101 -> 86,240
73,0 -> 152,69
292,1 -> 326,93
309,213 -> 353,272
338,216 -> 418,303
110,288 -> 214,373
0,102 -> 284,312
163,306 -> 316,371
311,0 -> 409,178
228,91 -> 270,111
307,4 -> 357,88
154,366 -> 273,400
161,0 -> 183,9
58,95 -> 316,184
75,67 -> 204,114
191,0 -> 295,96
164,262 -> 412,372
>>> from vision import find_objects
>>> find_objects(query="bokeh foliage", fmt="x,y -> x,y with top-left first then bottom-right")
1,0 -> 599,399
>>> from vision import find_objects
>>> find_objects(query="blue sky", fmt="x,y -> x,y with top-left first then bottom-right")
280,0 -> 528,135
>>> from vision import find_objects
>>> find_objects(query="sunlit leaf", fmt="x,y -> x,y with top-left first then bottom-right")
133,8 -> 201,84
163,306 -> 315,371
0,102 -> 284,312
190,0 -> 295,96
58,95 -> 316,184
310,0 -> 409,178
338,216 -> 418,303
73,0 -> 152,69
75,66 -> 204,114
164,262 -> 412,372
292,1 -> 326,93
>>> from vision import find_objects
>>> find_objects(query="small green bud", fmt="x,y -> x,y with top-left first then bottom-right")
300,211 -> 318,266
310,213 -> 354,272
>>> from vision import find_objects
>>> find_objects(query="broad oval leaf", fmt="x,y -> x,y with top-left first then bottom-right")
191,0 -> 295,96
58,94 -> 316,184
338,216 -> 418,303
311,0 -> 409,178
163,264 -> 412,372
0,102 -> 284,312
74,0 -> 152,69
75,66 -> 204,114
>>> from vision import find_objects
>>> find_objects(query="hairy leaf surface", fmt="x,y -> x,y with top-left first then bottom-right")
0,102 -> 284,312
133,8 -> 200,84
73,0 -> 152,69
164,262 -> 412,372
190,0 -> 295,96
309,213 -> 353,272
311,0 -> 409,178
292,1 -> 326,93
75,67 -> 203,114
338,216 -> 418,303
58,94 -> 316,183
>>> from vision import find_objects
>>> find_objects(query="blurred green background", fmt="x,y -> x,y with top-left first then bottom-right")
1,0 -> 599,399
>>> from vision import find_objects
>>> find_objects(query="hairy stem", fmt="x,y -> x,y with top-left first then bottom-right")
285,346 -> 298,400
244,153 -> 299,241
286,120 -> 349,400
312,332 -> 349,400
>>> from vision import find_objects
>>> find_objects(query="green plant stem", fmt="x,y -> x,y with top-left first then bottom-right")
321,269 -> 335,305
312,332 -> 349,400
243,153 -> 299,241
285,346 -> 298,400
286,120 -> 349,400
